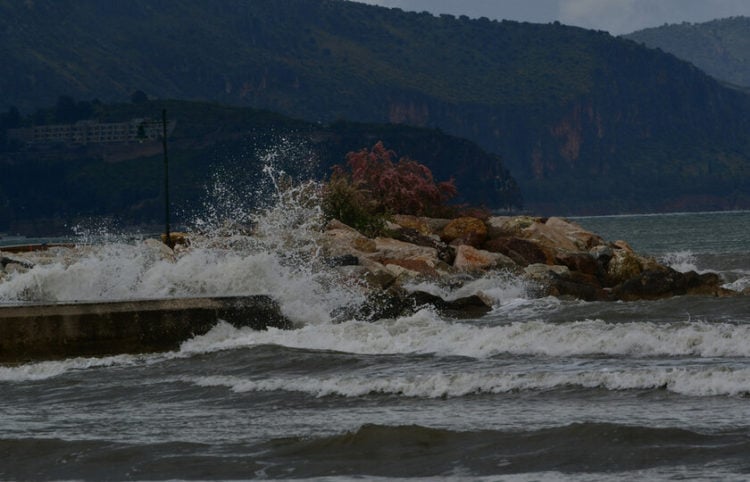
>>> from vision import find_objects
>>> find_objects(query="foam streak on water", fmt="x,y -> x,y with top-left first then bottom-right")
183,363 -> 750,398
178,316 -> 750,360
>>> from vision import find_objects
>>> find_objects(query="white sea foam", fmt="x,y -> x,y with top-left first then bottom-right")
0,354 -> 150,382
0,153 -> 370,323
404,272 -> 529,308
660,250 -> 699,273
723,271 -> 750,292
6,314 -> 747,384
180,316 -> 750,360
183,363 -> 750,398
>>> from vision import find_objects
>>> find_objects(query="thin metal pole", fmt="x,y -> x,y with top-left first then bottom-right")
162,109 -> 173,248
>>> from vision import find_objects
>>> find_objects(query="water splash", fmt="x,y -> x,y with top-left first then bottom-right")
0,138 -> 534,326
0,140 -> 372,325
660,251 -> 698,273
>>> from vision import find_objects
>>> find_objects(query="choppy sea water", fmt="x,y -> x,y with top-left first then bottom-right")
1,204 -> 749,480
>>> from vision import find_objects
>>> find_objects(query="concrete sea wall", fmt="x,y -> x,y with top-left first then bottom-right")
0,296 -> 290,364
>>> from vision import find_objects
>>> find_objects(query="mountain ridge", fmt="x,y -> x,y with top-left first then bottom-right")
2,0 -> 750,214
624,16 -> 750,89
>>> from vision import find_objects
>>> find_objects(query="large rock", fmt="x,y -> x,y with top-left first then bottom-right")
605,247 -> 663,286
453,245 -> 517,272
484,236 -> 551,266
381,258 -> 442,279
389,226 -> 455,264
612,269 -> 690,301
554,251 -> 599,276
371,237 -> 440,262
345,288 -> 493,321
519,220 -> 580,253
407,291 -> 493,318
486,216 -> 540,238
544,217 -> 604,250
321,223 -> 377,257
524,263 -> 604,301
391,215 -> 434,235
441,217 -> 487,247
356,257 -> 399,290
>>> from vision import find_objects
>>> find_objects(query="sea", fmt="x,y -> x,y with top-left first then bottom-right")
1,175 -> 750,480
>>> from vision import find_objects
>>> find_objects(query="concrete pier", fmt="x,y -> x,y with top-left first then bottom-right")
0,296 -> 291,364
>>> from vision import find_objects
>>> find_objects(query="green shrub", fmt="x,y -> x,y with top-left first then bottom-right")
322,174 -> 387,237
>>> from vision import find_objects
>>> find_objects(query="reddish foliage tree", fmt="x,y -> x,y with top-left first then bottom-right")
333,141 -> 457,217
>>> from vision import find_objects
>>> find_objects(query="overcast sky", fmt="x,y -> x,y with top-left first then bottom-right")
352,0 -> 750,35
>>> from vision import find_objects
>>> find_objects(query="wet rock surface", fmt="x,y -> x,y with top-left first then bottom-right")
319,215 -> 737,314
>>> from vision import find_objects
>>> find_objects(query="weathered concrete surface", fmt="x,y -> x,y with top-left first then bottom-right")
0,296 -> 290,364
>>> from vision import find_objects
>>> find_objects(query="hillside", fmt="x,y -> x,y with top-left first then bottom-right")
0,99 -> 520,235
2,0 -> 750,214
624,17 -> 750,89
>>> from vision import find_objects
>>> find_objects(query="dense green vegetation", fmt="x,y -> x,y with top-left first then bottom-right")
0,99 -> 519,235
625,17 -> 750,89
2,0 -> 750,214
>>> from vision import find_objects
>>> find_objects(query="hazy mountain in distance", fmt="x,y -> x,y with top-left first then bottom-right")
624,16 -> 750,90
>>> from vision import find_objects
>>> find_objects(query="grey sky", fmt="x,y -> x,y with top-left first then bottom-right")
352,0 -> 750,35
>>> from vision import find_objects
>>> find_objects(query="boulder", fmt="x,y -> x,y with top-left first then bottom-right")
523,263 -> 570,297
321,225 -> 377,257
382,258 -> 441,279
551,277 -> 604,301
389,227 -> 455,264
441,217 -> 487,247
343,288 -> 493,321
684,271 -> 734,297
613,269 -> 690,301
407,291 -> 493,318
391,215 -> 433,235
524,263 -> 604,301
453,245 -> 517,272
356,257 -> 399,290
519,220 -> 579,253
544,217 -> 604,250
486,216 -> 539,238
484,236 -> 551,266
606,248 -> 642,284
371,237 -> 440,263
590,245 -> 614,264
524,263 -> 571,282
554,251 -> 599,276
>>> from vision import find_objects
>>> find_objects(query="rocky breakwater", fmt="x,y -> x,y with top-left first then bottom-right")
319,215 -> 735,318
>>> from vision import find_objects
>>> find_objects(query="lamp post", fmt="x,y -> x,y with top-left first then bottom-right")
162,109 -> 173,249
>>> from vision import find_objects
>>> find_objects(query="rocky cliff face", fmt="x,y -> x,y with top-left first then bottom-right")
379,73 -> 750,214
